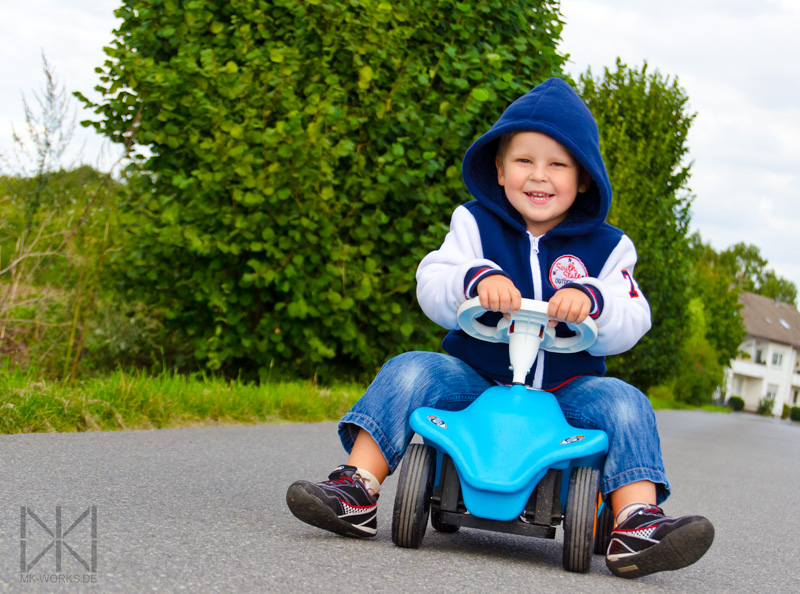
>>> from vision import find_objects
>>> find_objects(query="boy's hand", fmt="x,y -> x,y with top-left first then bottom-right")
476,275 -> 521,317
547,288 -> 591,328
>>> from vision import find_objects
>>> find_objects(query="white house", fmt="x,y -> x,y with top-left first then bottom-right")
723,292 -> 800,415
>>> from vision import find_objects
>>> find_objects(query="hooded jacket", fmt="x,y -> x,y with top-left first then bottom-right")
416,78 -> 651,389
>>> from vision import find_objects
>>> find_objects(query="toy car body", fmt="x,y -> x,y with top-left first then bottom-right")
391,297 -> 615,573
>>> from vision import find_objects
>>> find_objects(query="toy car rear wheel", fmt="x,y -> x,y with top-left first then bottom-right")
430,509 -> 460,533
392,443 -> 436,548
563,466 -> 600,573
594,497 -> 614,555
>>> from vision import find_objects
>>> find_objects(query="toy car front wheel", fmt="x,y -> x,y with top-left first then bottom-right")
392,443 -> 436,548
563,466 -> 600,573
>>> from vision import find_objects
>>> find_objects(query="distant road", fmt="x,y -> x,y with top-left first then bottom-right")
1,410 -> 798,593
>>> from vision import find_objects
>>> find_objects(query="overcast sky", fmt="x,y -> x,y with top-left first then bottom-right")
2,0 -> 799,296
559,0 -> 800,298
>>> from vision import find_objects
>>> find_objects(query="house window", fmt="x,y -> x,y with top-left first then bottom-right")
772,353 -> 783,368
755,349 -> 765,364
733,377 -> 743,396
766,384 -> 779,399
794,389 -> 799,405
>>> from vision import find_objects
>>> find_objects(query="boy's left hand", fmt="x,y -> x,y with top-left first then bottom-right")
547,288 -> 591,328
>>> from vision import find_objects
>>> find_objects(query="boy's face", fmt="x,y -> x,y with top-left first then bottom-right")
495,132 -> 589,235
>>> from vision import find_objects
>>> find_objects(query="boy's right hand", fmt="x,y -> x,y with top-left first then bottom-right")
476,275 -> 521,317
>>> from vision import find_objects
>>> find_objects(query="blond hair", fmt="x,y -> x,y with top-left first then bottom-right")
495,132 -> 516,161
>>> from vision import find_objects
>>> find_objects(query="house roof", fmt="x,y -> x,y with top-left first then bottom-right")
739,292 -> 800,348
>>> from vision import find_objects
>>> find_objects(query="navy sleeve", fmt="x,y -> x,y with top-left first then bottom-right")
464,267 -> 511,298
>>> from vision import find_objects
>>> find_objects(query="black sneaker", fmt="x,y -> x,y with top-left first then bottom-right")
286,465 -> 378,538
606,506 -> 714,579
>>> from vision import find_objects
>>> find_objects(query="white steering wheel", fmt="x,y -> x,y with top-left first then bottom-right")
456,297 -> 598,384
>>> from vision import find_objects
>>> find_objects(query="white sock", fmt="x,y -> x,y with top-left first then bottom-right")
615,502 -> 650,525
354,468 -> 381,497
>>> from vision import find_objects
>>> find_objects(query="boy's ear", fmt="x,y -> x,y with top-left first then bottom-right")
495,156 -> 506,186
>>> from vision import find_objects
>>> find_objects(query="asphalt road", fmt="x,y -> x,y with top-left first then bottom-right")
1,410 -> 798,593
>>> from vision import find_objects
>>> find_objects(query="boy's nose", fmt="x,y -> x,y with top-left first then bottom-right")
529,166 -> 547,181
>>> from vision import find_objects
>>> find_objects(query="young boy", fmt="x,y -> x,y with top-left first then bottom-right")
286,78 -> 714,579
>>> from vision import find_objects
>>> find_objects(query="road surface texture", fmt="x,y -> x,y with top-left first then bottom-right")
1,410 -> 798,593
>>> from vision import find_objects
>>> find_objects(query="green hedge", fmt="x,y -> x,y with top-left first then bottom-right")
79,0 -> 568,380
727,396 -> 744,411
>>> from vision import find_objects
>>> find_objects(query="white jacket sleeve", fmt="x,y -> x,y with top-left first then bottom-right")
574,234 -> 652,356
416,205 -> 501,330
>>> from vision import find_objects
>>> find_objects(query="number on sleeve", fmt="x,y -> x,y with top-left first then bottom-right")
621,270 -> 639,298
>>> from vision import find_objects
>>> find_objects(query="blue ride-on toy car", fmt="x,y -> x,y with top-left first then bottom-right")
391,297 -> 615,573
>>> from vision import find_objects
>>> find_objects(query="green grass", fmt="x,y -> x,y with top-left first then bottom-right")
0,366 -> 363,434
648,395 -> 730,413
0,363 -> 733,434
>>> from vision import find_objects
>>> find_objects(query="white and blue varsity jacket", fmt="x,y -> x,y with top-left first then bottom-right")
416,78 -> 651,390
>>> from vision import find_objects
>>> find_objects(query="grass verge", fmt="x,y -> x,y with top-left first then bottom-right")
649,395 -> 730,413
1,364 -> 732,434
0,366 -> 363,434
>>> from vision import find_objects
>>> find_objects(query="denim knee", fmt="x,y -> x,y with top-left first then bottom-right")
602,379 -> 658,433
338,351 -> 492,473
554,376 -> 670,503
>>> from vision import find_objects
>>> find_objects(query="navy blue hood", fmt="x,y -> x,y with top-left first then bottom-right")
462,78 -> 612,236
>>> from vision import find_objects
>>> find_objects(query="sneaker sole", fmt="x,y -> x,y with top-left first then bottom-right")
286,482 -> 377,539
606,517 -> 715,579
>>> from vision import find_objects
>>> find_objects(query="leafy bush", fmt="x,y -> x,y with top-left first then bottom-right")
647,384 -> 674,402
78,0 -> 568,380
791,407 -> 800,422
782,403 -> 791,420
757,394 -> 775,416
727,396 -> 744,411
79,300 -> 183,373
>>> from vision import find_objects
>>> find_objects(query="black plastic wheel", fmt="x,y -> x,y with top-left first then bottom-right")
392,443 -> 436,548
594,497 -> 614,555
562,466 -> 600,573
430,509 -> 460,533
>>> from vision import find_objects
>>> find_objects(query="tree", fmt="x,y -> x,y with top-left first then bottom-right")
671,297 -> 725,405
686,234 -> 746,368
758,271 -> 797,305
578,61 -> 694,390
77,0 -> 569,380
718,242 -> 797,305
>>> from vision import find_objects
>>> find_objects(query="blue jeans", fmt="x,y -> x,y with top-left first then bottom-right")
339,351 -> 670,503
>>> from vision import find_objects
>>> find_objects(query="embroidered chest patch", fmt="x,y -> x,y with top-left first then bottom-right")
549,255 -> 588,289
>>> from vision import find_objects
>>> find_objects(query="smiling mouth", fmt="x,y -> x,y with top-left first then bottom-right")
524,191 -> 553,202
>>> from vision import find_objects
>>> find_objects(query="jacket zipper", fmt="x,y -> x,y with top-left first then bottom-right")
528,233 -> 542,300
528,232 -> 545,388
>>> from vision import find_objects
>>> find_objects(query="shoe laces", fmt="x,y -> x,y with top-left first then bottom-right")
325,476 -> 356,486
